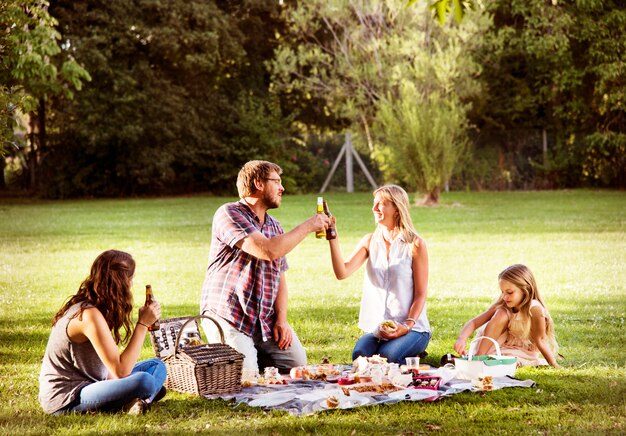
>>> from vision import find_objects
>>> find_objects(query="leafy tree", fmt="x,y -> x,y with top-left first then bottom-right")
0,0 -> 90,189
38,0 -> 320,197
43,0 -> 246,196
473,0 -> 625,188
271,0 -> 489,204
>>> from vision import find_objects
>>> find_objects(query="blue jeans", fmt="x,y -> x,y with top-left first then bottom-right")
352,331 -> 431,364
59,358 -> 167,414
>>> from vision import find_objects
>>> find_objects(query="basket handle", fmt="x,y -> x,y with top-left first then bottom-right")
467,335 -> 501,360
172,314 -> 225,357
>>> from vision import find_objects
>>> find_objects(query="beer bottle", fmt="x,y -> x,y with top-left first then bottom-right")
323,200 -> 337,240
144,284 -> 160,331
315,197 -> 325,239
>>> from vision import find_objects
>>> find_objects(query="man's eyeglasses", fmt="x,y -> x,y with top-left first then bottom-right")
265,178 -> 282,185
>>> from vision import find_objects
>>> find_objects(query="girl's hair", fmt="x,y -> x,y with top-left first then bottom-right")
236,160 -> 282,198
373,184 -> 419,243
496,264 -> 558,353
52,250 -> 136,345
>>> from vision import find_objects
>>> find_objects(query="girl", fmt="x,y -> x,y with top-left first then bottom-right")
328,185 -> 431,364
454,264 -> 560,367
39,250 -> 167,415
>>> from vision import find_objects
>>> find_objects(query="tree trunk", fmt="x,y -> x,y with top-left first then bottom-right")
416,186 -> 440,206
28,99 -> 46,192
0,156 -> 6,190
29,115 -> 37,191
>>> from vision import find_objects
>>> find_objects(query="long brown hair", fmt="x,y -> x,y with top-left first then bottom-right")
52,250 -> 135,345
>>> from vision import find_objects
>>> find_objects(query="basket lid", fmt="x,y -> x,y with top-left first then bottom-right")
174,343 -> 245,366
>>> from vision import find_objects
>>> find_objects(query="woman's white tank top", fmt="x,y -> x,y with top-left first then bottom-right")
358,228 -> 430,334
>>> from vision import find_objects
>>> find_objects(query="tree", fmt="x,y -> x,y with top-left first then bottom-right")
471,0 -> 626,188
0,0 -> 90,188
271,0 -> 489,203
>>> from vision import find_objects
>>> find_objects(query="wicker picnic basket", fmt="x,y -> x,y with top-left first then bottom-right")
161,314 -> 245,396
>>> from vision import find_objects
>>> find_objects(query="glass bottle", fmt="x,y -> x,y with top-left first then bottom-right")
315,197 -> 325,238
323,200 -> 337,240
144,284 -> 160,331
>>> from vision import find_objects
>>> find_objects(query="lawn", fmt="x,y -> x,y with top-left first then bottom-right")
0,190 -> 624,435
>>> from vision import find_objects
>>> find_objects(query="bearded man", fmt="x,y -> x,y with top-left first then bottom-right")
200,160 -> 329,372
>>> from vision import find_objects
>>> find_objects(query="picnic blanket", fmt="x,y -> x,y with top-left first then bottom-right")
202,367 -> 536,416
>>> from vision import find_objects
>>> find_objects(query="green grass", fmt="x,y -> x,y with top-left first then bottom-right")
0,190 -> 624,435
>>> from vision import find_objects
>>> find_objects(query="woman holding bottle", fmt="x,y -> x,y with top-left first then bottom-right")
327,185 -> 431,364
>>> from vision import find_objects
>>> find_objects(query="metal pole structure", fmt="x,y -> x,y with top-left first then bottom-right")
319,132 -> 378,193
319,141 -> 347,194
350,144 -> 378,191
345,132 -> 354,193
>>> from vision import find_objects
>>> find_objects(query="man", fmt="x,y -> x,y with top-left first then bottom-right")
200,160 -> 329,372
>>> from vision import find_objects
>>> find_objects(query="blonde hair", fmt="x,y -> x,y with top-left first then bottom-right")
373,185 -> 419,243
496,264 -> 558,354
236,160 -> 282,198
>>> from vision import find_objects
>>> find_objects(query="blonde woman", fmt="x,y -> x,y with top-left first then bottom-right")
328,185 -> 431,363
454,264 -> 560,367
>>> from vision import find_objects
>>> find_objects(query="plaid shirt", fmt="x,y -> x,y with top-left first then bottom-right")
200,200 -> 288,341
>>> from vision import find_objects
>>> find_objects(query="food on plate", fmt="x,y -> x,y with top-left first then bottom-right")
326,395 -> 340,409
380,320 -> 397,333
300,365 -> 340,381
341,383 -> 403,395
410,375 -> 442,389
241,380 -> 254,388
290,367 -> 304,379
368,354 -> 388,365
338,376 -> 356,385
473,375 -> 494,391
251,368 -> 288,385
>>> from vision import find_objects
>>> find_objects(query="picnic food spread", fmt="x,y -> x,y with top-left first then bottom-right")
242,355 -> 439,397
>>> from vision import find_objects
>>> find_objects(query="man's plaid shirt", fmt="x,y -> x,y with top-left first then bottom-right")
200,200 -> 288,341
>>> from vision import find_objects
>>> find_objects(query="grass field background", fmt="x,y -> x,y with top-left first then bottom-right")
0,190 -> 624,434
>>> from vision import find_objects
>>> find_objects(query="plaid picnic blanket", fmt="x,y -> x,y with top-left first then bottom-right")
202,371 -> 536,416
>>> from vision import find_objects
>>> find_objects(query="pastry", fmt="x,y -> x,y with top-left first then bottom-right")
326,395 -> 340,409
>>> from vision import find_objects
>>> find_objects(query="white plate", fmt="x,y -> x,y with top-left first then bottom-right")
387,388 -> 439,401
448,383 -> 474,391
319,396 -> 371,410
248,392 -> 296,407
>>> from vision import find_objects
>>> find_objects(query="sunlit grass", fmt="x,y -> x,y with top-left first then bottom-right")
0,190 -> 624,434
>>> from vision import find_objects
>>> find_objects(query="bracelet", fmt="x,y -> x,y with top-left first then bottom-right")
137,321 -> 149,329
405,317 -> 417,324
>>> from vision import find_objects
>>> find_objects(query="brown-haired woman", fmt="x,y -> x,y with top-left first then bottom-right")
39,250 -> 167,415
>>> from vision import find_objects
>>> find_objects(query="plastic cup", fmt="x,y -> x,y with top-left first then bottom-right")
405,356 -> 420,369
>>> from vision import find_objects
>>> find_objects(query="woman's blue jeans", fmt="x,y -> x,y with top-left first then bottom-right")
352,331 -> 431,364
59,358 -> 167,414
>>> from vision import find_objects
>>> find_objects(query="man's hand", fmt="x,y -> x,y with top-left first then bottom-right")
307,213 -> 330,234
273,319 -> 293,350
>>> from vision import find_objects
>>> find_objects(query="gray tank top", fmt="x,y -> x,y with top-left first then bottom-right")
38,303 -> 109,414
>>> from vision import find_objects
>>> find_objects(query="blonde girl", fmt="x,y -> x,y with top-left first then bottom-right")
454,264 -> 559,367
